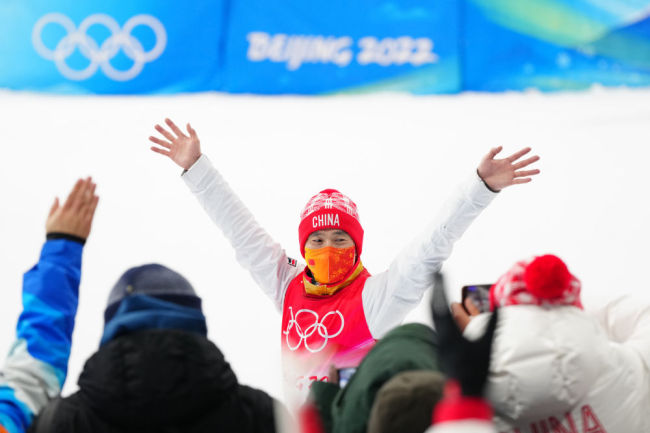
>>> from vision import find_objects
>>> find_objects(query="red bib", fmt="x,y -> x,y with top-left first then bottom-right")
281,268 -> 376,394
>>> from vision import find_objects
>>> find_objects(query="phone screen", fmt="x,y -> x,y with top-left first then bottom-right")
461,284 -> 492,313
337,367 -> 357,388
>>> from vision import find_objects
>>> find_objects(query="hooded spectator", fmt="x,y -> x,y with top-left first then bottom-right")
29,265 -> 285,433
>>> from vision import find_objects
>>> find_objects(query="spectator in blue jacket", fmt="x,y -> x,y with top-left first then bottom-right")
0,178 -> 99,433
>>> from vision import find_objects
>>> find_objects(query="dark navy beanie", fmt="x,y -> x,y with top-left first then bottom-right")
104,264 -> 203,324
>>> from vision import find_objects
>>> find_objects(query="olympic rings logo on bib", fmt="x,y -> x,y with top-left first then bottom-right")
283,307 -> 344,353
32,13 -> 167,81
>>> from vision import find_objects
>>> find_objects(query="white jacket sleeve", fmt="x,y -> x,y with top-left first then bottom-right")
590,294 -> 650,371
182,155 -> 303,311
363,173 -> 497,338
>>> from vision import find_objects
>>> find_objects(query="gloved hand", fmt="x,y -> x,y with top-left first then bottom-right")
430,272 -> 498,397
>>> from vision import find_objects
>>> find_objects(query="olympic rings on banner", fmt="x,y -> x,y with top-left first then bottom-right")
32,13 -> 166,81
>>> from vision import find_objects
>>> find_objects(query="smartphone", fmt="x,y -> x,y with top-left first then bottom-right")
337,367 -> 357,388
461,284 -> 492,313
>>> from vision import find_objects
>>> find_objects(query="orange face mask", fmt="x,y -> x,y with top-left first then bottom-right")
304,246 -> 356,285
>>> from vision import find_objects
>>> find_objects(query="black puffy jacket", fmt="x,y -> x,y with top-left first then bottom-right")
30,329 -> 280,433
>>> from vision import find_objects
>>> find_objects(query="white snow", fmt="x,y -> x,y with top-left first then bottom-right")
0,87 -> 649,401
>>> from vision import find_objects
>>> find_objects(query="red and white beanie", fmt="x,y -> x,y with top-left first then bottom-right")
298,189 -> 364,258
490,254 -> 583,310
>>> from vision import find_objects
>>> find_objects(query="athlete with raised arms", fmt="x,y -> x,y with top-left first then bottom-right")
149,118 -> 539,401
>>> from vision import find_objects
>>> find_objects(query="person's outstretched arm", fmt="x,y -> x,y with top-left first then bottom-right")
363,146 -> 539,338
150,119 -> 302,310
0,178 -> 99,433
426,273 -> 498,433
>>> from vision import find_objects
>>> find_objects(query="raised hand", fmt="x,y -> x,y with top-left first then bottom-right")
431,273 -> 498,397
46,177 -> 99,240
477,146 -> 540,192
149,118 -> 202,170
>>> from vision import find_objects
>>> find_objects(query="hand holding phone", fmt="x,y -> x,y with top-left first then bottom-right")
431,273 -> 499,398
461,284 -> 492,314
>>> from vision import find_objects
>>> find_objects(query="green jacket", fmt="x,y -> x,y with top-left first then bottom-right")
310,323 -> 440,433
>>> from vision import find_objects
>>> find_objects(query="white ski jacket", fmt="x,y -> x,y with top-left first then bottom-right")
464,296 -> 650,433
182,154 -> 497,340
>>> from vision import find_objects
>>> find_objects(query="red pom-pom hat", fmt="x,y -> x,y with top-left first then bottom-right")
298,189 -> 364,258
524,255 -> 572,299
490,254 -> 582,310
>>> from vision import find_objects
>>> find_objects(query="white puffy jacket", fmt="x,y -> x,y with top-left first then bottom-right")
464,296 -> 650,433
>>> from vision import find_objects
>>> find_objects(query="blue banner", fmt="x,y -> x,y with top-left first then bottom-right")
220,0 -> 460,94
0,0 -> 225,94
0,0 -> 650,94
463,0 -> 650,91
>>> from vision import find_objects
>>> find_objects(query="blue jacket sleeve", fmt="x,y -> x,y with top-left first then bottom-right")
0,239 -> 82,433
